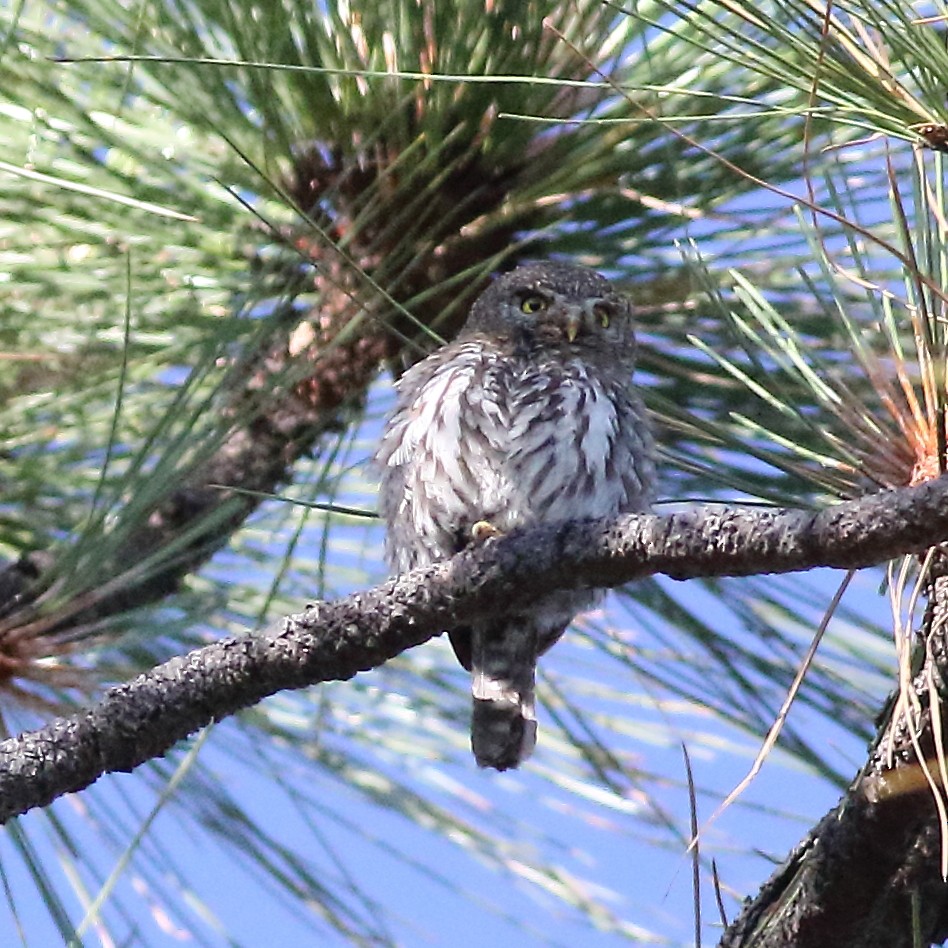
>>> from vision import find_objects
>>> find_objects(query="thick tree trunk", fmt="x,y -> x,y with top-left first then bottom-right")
720,559 -> 948,948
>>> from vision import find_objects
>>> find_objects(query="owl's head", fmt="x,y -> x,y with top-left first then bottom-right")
464,262 -> 638,364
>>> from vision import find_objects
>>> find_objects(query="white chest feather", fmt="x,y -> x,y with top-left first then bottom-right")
379,344 -> 652,570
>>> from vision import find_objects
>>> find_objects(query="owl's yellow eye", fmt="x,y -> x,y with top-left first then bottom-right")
593,303 -> 612,328
519,294 -> 548,314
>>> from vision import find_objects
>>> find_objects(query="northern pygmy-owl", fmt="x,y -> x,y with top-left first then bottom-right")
377,262 -> 655,770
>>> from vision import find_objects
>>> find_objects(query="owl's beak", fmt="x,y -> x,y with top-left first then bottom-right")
564,308 -> 582,343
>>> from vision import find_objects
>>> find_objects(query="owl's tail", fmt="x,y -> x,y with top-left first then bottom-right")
470,620 -> 539,770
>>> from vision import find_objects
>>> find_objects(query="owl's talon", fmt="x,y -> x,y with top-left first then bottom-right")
471,520 -> 504,543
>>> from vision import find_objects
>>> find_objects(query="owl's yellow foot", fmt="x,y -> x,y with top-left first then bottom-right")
471,520 -> 504,543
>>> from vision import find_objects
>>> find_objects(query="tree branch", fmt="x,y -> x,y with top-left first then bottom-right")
2,475 -> 948,827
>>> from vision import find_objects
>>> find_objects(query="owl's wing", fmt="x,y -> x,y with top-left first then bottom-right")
447,627 -> 473,671
376,339 -> 506,574
377,346 -> 469,572
610,384 -> 657,511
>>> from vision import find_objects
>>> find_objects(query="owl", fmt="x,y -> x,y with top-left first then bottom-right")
376,262 -> 655,770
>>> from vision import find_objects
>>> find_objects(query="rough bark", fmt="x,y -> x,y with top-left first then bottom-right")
2,476 -> 948,827
719,553 -> 948,948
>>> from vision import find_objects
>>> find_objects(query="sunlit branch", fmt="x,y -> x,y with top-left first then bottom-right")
2,474 -> 948,824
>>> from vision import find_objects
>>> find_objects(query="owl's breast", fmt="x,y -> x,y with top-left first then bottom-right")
378,346 -> 653,571
491,360 -> 640,529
